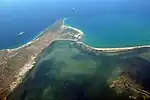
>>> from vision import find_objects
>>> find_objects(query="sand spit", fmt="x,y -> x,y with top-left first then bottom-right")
0,18 -> 150,100
76,41 -> 150,53
64,18 -> 150,52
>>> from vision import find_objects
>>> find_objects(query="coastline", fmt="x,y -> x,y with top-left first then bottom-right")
8,24 -> 85,91
1,18 -> 150,99
0,20 -> 56,52
3,18 -> 150,100
63,19 -> 150,52
0,19 -> 85,100
5,25 -> 52,52
1,18 -> 150,53
75,41 -> 150,53
8,24 -> 84,90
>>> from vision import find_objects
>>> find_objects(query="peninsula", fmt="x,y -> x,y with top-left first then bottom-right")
0,19 -> 83,100
1,18 -> 150,100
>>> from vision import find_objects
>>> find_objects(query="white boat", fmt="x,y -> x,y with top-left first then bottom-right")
18,32 -> 25,36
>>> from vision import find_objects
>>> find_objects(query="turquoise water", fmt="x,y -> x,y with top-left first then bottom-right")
8,40 -> 150,99
7,40 -> 128,100
65,1 -> 150,47
1,0 -> 150,49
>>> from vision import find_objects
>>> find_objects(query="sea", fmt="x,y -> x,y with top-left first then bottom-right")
3,1 -> 150,99
1,0 -> 150,49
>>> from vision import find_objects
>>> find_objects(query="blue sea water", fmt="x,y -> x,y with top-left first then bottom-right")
0,0 -> 150,49
0,0 -> 71,49
65,0 -> 150,47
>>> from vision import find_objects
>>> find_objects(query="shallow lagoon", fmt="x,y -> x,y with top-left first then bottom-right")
8,40 -> 150,100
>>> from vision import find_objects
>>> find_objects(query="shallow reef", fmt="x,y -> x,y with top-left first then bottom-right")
7,40 -> 150,100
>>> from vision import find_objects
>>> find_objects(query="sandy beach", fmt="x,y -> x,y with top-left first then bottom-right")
1,18 -> 150,100
63,18 -> 150,52
4,18 -> 150,53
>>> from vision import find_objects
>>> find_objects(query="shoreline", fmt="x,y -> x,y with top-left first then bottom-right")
1,18 -> 150,52
64,18 -> 150,52
1,18 -> 150,99
0,19 -> 86,100
1,18 -> 150,90
1,23 -> 55,52
3,18 -> 150,100
0,19 -> 65,99
76,42 -> 150,52
63,18 -> 150,52
0,21 -> 55,52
